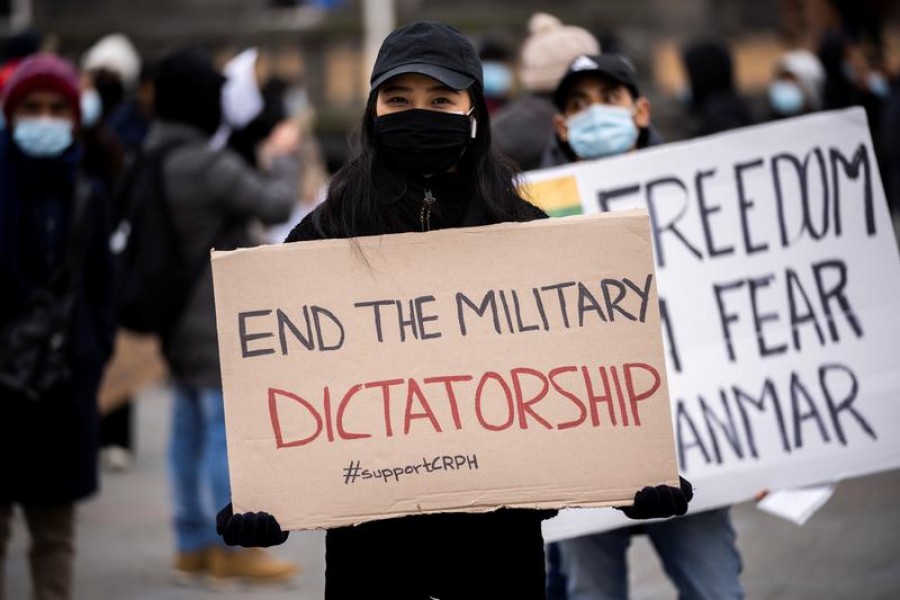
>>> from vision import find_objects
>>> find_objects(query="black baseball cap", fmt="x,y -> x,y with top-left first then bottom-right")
553,53 -> 641,110
370,21 -> 484,93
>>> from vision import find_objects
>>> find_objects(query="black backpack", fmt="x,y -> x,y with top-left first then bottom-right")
110,142 -> 211,337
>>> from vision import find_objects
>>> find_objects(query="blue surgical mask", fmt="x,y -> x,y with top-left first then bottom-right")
869,72 -> 890,99
768,81 -> 805,116
80,88 -> 103,128
566,104 -> 638,159
481,61 -> 512,97
13,117 -> 74,158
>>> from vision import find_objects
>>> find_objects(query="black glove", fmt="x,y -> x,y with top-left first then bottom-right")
215,502 -> 290,547
616,476 -> 694,520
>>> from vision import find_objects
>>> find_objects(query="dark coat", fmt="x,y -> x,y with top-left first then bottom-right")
108,98 -> 150,154
880,77 -> 900,215
681,40 -> 755,137
285,167 -> 555,600
0,134 -> 116,505
491,92 -> 559,172
145,120 -> 298,387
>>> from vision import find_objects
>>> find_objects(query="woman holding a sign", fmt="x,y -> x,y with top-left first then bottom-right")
215,21 -> 694,599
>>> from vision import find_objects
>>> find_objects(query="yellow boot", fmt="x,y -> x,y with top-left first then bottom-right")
208,547 -> 299,584
172,547 -> 212,584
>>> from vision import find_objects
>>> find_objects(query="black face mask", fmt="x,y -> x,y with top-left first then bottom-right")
373,108 -> 473,175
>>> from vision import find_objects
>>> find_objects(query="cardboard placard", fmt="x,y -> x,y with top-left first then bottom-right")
212,211 -> 679,530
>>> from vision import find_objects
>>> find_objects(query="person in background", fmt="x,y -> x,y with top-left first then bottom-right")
679,38 -> 755,138
213,46 -> 324,246
262,79 -> 331,246
147,46 -> 300,585
491,12 -> 599,171
817,29 -> 888,119
478,33 -> 515,115
214,47 -> 301,174
215,21 -> 695,600
107,61 -> 157,155
0,53 -> 116,600
0,27 -> 45,100
78,38 -> 135,195
543,53 -> 745,600
817,28 -> 889,178
540,54 -> 662,169
80,33 -> 145,471
81,34 -> 142,123
880,70 -> 900,220
766,49 -> 826,120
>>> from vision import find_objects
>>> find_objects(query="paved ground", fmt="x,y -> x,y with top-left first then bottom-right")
5,384 -> 900,599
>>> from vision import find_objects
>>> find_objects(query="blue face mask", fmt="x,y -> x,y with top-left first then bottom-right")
481,61 -> 512,98
768,81 -> 805,116
13,117 -> 74,158
80,88 -> 103,128
566,104 -> 638,159
869,72 -> 890,99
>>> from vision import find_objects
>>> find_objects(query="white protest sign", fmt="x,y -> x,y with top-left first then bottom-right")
521,108 -> 900,541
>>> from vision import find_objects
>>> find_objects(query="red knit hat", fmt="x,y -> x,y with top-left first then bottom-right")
2,53 -> 81,126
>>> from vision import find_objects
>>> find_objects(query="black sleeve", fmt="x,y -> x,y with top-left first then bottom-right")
518,197 -> 550,222
283,211 -> 324,243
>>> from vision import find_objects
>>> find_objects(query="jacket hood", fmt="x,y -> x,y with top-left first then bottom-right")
154,48 -> 225,136
775,49 -> 826,110
682,39 -> 736,106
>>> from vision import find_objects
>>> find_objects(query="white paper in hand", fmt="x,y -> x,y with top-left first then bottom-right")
756,484 -> 837,526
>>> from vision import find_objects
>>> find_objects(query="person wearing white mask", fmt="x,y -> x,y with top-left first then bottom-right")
767,49 -> 826,119
543,53 -> 746,600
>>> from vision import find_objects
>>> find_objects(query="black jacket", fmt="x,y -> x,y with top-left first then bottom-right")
881,77 -> 900,215
146,120 -> 298,386
0,137 -> 116,505
491,93 -> 560,172
285,166 -> 555,600
681,40 -> 755,137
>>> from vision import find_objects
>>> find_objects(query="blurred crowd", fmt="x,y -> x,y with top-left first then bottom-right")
0,26 -> 325,598
0,0 -> 897,597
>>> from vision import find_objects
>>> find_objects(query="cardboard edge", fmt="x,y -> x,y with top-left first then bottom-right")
209,210 -> 651,261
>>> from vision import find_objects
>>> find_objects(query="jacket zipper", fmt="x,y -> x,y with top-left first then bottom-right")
420,189 -> 436,232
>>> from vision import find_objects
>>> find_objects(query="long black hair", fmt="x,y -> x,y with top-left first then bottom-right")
309,82 -> 538,238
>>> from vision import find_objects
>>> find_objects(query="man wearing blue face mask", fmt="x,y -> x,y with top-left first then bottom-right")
0,53 -> 117,600
543,53 -> 745,600
541,54 -> 660,169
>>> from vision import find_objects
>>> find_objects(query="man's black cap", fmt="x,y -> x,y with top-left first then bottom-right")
553,54 -> 641,110
370,21 -> 483,93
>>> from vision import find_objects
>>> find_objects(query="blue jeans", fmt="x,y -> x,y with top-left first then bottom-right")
555,507 -> 744,600
168,385 -> 231,553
